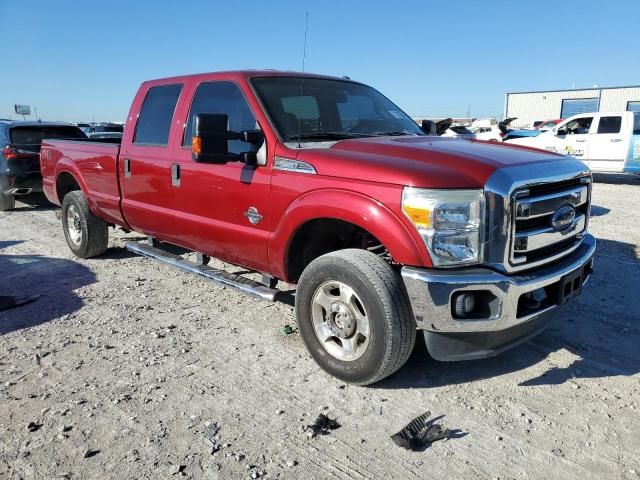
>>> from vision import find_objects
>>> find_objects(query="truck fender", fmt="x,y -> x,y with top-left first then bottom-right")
53,159 -> 91,204
269,189 -> 431,280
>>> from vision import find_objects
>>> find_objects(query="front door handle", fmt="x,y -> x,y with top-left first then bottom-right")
171,163 -> 181,187
576,139 -> 587,142
611,138 -> 622,142
124,158 -> 132,178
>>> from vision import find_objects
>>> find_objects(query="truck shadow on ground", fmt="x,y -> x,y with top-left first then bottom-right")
592,173 -> 640,185
11,193 -> 57,212
589,205 -> 610,217
379,237 -> 640,390
0,240 -> 96,335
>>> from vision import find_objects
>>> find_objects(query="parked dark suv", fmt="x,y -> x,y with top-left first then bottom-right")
0,121 -> 86,210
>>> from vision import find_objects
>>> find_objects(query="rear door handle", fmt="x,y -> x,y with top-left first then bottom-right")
576,139 -> 587,142
171,163 -> 181,187
611,138 -> 622,142
124,158 -> 132,178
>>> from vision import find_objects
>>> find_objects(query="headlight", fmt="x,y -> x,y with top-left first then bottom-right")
402,187 -> 484,267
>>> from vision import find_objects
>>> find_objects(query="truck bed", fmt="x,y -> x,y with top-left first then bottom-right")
40,139 -> 127,227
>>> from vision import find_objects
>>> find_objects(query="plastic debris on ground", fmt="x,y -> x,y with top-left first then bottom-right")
391,411 -> 462,451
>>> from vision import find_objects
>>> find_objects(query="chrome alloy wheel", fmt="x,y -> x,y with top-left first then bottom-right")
311,281 -> 370,361
66,204 -> 82,246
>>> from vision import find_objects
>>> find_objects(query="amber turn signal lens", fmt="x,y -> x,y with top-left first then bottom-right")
402,205 -> 430,228
192,136 -> 202,154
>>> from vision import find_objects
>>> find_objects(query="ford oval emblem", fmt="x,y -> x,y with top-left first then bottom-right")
551,205 -> 576,231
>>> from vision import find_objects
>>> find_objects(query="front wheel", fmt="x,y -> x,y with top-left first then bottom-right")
61,191 -> 108,258
295,249 -> 416,385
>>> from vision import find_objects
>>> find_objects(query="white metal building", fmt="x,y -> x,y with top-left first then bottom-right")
504,85 -> 640,127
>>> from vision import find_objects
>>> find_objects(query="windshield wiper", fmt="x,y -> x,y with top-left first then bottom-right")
288,132 -> 376,141
373,129 -> 423,137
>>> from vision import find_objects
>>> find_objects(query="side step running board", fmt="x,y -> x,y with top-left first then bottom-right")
126,242 -> 279,301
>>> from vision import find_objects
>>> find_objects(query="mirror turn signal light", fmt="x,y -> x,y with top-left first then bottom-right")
192,135 -> 202,155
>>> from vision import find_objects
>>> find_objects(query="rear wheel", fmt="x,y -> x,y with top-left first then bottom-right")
61,191 -> 108,258
295,249 -> 416,385
0,192 -> 15,211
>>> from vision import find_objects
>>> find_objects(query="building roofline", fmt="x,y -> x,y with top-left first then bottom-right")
506,85 -> 640,95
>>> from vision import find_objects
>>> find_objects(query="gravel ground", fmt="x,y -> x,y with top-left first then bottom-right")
1,173 -> 639,480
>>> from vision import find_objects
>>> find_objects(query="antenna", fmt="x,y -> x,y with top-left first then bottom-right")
297,12 -> 309,148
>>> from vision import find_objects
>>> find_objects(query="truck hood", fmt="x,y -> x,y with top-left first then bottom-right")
295,136 -> 565,188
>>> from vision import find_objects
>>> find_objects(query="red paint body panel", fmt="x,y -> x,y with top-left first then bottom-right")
40,70 -> 567,282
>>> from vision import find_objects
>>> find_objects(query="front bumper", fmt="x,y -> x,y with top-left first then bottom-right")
401,234 -> 596,361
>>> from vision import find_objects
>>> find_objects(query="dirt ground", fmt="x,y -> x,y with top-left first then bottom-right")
1,173 -> 639,480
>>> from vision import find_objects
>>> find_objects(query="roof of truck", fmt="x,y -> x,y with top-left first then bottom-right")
142,69 -> 358,85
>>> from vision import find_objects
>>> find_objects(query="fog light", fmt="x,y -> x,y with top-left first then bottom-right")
454,292 -> 476,317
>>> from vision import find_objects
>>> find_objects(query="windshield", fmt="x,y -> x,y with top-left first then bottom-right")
251,77 -> 423,141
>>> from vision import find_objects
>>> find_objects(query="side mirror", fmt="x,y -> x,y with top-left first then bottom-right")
192,113 -> 231,163
556,128 -> 567,136
421,120 -> 437,135
192,113 -> 265,165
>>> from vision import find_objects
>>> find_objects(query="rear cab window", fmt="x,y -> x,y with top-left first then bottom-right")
134,84 -> 183,146
596,116 -> 622,134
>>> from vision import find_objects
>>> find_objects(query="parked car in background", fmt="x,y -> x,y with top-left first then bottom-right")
0,121 -> 86,210
81,123 -> 124,135
40,70 -> 595,385
504,111 -> 640,173
87,131 -> 123,142
439,120 -> 476,139
534,119 -> 563,130
470,119 -> 502,141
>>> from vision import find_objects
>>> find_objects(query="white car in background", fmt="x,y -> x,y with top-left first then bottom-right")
470,125 -> 502,141
469,118 -> 502,142
504,111 -> 640,174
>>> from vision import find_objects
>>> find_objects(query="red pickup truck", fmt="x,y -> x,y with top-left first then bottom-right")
41,70 -> 596,385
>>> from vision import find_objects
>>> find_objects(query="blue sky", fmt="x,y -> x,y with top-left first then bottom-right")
1,0 -> 638,122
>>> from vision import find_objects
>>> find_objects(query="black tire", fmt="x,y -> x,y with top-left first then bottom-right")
295,249 -> 416,385
61,191 -> 108,258
0,192 -> 15,211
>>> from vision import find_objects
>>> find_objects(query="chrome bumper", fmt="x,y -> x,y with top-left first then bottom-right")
401,234 -> 596,336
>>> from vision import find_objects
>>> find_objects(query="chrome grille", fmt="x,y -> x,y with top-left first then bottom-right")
510,178 -> 590,267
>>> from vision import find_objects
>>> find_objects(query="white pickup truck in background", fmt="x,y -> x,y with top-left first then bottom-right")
504,111 -> 640,174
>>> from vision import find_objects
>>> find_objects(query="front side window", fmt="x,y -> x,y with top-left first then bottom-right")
251,76 -> 423,141
597,116 -> 622,134
134,84 -> 182,145
634,113 -> 640,135
183,81 -> 257,155
564,117 -> 593,135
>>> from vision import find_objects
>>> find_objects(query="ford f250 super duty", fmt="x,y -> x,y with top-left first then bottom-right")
40,71 -> 596,385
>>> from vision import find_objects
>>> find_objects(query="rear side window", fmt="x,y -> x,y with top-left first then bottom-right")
597,116 -> 622,134
134,84 -> 182,145
10,126 -> 87,146
182,81 -> 257,155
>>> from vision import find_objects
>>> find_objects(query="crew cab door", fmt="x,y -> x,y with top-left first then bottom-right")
553,114 -> 593,162
586,114 -> 627,172
120,84 -> 183,241
171,80 -> 271,272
